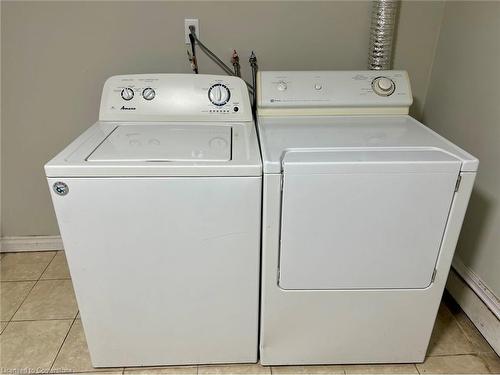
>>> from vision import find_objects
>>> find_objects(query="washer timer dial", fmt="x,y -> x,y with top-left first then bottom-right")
208,84 -> 231,106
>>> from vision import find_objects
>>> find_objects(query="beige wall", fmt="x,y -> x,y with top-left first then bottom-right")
1,1 -> 444,236
0,2 -> 2,239
422,2 -> 500,297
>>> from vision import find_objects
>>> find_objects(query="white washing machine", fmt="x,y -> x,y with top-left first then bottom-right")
257,71 -> 478,364
46,74 -> 261,367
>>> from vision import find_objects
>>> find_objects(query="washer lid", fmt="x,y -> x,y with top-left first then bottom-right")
87,125 -> 231,162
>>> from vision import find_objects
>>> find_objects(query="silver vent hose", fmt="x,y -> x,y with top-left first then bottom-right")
368,0 -> 400,70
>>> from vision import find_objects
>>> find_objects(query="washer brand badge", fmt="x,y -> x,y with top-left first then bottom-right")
53,181 -> 69,196
120,105 -> 136,110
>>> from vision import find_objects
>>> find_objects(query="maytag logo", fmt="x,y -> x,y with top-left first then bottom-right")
120,105 -> 136,110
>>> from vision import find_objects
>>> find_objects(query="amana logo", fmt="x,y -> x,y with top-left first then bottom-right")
120,105 -> 136,110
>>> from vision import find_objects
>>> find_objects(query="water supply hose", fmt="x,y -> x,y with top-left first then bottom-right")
189,26 -> 254,94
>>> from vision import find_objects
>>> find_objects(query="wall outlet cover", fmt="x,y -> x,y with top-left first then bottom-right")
185,19 -> 199,44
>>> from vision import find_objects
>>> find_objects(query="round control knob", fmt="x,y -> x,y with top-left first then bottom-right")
142,87 -> 155,101
208,84 -> 231,106
277,81 -> 287,91
208,84 -> 230,106
372,77 -> 395,96
121,88 -> 134,101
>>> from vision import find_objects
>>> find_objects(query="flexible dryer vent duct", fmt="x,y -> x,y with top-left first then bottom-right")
368,0 -> 400,70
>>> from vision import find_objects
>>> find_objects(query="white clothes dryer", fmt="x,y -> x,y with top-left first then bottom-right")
256,71 -> 478,365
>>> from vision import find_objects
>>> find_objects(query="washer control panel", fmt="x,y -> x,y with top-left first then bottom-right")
100,74 -> 251,122
258,70 -> 412,112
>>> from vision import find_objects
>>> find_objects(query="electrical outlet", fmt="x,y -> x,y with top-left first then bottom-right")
185,19 -> 199,44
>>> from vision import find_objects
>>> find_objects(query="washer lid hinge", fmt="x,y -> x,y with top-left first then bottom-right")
455,174 -> 462,192
431,268 -> 437,283
280,174 -> 284,191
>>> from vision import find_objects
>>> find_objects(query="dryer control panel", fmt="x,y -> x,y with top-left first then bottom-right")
258,70 -> 413,115
99,74 -> 252,122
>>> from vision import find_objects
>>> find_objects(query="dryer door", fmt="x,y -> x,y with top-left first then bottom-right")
278,149 -> 461,290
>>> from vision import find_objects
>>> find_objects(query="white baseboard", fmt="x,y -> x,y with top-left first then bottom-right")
0,235 -> 63,252
452,257 -> 500,319
447,264 -> 500,355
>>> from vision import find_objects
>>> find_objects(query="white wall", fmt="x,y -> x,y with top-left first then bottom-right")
0,1 -> 445,237
423,2 -> 500,299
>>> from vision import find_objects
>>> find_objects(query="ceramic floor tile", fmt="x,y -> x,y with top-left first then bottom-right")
56,372 -> 124,375
271,365 -> 344,374
481,352 -> 500,374
0,280 -> 36,320
124,365 -> 197,374
427,303 -> 475,356
0,321 -> 8,334
0,319 -> 72,371
13,279 -> 78,320
344,363 -> 418,374
417,354 -> 490,374
442,292 -> 496,355
41,251 -> 71,280
1,251 -> 56,281
454,311 -> 495,354
51,319 -> 123,373
198,364 -> 270,374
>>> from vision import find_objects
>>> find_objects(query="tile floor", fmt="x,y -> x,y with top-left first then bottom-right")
1,251 -> 499,374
